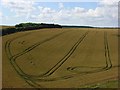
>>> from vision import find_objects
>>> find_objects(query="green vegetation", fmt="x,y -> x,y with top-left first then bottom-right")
15,22 -> 62,28
62,25 -> 94,28
2,22 -> 62,36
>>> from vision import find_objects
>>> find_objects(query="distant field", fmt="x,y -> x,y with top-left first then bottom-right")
0,25 -> 15,29
2,28 -> 119,88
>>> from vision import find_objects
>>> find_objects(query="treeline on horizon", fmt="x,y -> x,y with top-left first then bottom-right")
62,25 -> 94,28
1,22 -> 118,36
1,23 -> 62,36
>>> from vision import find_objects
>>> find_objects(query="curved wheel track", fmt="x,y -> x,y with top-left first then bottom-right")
67,31 -> 112,74
5,31 -> 113,88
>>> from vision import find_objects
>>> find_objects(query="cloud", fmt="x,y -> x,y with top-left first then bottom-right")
1,1 -> 118,27
99,0 -> 119,6
73,7 -> 86,13
59,3 -> 64,9
35,1 -> 118,27
1,0 -> 36,18
40,7 -> 55,14
36,7 -> 55,23
0,12 -> 2,17
0,11 -> 3,19
0,11 -> 3,24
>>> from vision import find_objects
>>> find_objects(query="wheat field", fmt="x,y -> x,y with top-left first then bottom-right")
2,28 -> 118,88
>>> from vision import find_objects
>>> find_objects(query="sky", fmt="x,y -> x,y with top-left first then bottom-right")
0,0 -> 119,27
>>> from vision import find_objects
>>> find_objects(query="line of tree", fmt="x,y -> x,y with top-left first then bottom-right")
62,25 -> 94,28
2,23 -> 62,36
15,23 -> 62,29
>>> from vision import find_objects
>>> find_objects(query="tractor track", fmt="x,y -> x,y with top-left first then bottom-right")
5,30 -> 89,86
4,30 -> 114,88
6,31 -> 69,78
17,31 -> 88,81
5,31 -> 69,88
67,31 -> 112,74
31,31 -> 113,82
20,31 -> 89,78
8,31 -> 69,62
4,32 -> 43,88
17,31 -> 89,82
39,31 -> 89,77
33,31 -> 113,83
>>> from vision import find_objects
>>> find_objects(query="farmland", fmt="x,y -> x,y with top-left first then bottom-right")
2,28 -> 119,88
0,25 -> 15,29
